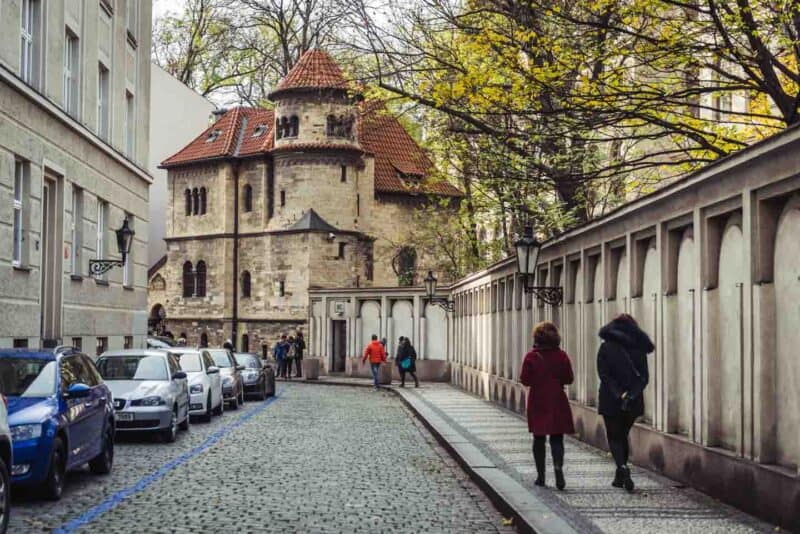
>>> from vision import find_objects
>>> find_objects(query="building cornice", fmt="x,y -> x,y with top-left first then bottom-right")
165,228 -> 368,242
0,61 -> 153,184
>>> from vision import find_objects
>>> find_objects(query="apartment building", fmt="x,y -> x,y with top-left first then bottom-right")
0,0 -> 152,351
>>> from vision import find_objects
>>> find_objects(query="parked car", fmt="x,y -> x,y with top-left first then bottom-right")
146,336 -> 177,349
203,349 -> 244,409
95,350 -> 190,443
169,349 -> 223,422
0,393 -> 11,532
233,353 -> 274,400
0,348 -> 115,500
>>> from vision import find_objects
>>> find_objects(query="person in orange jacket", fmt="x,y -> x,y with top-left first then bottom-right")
362,334 -> 387,389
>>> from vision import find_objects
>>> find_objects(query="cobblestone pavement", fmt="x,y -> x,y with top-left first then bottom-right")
404,385 -> 777,534
9,383 -> 514,533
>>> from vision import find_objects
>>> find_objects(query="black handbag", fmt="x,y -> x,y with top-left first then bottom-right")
619,345 -> 645,412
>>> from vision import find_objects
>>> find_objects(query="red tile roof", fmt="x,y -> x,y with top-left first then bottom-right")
238,109 -> 275,157
269,49 -> 351,99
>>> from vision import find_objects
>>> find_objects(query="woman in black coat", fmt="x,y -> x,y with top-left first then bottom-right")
597,313 -> 653,492
396,337 -> 418,388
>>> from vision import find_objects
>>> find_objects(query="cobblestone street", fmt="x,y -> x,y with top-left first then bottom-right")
9,384 -> 512,533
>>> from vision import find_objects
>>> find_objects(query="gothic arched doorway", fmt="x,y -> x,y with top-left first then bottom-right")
149,304 -> 166,335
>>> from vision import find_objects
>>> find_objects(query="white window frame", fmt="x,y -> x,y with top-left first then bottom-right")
125,91 -> 135,158
125,0 -> 137,43
20,0 -> 38,85
97,63 -> 110,139
71,186 -> 83,275
63,29 -> 80,117
12,161 -> 26,267
95,199 -> 107,279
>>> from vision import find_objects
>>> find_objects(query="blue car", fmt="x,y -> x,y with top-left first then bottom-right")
0,348 -> 115,500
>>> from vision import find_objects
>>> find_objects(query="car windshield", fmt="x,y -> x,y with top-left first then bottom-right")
0,358 -> 56,397
208,350 -> 232,368
96,355 -> 168,381
177,353 -> 203,373
235,354 -> 260,369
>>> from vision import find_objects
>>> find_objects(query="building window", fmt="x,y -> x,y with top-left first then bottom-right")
206,129 -> 221,143
394,247 -> 417,286
182,261 -> 194,297
275,119 -> 282,140
96,336 -> 108,356
20,0 -> 41,87
185,189 -> 192,216
122,214 -> 133,287
278,280 -> 285,297
341,165 -> 347,183
356,193 -> 360,217
327,115 -> 353,138
199,187 -> 207,215
125,91 -> 135,158
125,0 -> 138,43
241,271 -> 251,298
337,242 -> 346,260
288,116 -> 299,137
365,245 -> 374,281
252,124 -> 267,137
192,188 -> 199,215
97,64 -> 110,140
200,332 -> 209,348
280,190 -> 285,207
241,334 -> 249,352
124,336 -> 133,349
195,261 -> 206,297
12,160 -> 28,267
95,199 -> 108,277
13,339 -> 28,348
71,186 -> 84,275
242,184 -> 253,212
63,30 -> 80,117
71,337 -> 82,351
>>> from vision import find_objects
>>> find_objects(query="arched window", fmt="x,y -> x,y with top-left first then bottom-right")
182,261 -> 194,297
242,184 -> 253,212
185,189 -> 192,216
241,333 -> 250,352
275,119 -> 282,140
200,332 -> 209,348
289,115 -> 299,137
394,247 -> 417,286
326,115 -> 336,136
280,117 -> 289,139
192,188 -> 199,215
241,271 -> 251,298
195,261 -> 207,297
199,188 -> 207,215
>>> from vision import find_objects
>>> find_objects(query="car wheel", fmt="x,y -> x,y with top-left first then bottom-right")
162,408 -> 178,443
203,391 -> 211,423
89,425 -> 114,474
44,436 -> 66,501
179,407 -> 190,431
0,455 -> 10,532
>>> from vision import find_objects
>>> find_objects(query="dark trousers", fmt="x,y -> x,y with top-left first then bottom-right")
603,412 -> 637,468
295,357 -> 302,377
532,434 -> 564,477
278,360 -> 289,378
399,369 -> 418,386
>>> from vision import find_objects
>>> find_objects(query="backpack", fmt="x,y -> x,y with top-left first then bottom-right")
287,343 -> 296,359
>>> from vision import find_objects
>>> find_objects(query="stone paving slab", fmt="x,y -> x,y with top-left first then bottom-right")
395,384 -> 778,534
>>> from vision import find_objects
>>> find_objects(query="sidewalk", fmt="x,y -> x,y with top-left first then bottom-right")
392,384 -> 775,534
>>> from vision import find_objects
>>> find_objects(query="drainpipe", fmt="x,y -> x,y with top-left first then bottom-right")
232,160 -> 240,350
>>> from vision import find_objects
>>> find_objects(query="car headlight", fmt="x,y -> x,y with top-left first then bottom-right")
190,384 -> 204,394
133,396 -> 166,407
222,376 -> 233,386
11,424 -> 42,441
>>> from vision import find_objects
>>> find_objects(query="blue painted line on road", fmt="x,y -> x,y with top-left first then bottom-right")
54,388 -> 285,533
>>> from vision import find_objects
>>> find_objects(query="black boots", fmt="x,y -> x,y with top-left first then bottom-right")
554,467 -> 565,490
613,466 -> 634,491
533,438 -> 546,487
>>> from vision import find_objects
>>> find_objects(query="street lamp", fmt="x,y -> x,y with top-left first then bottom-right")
89,218 -> 135,276
423,270 -> 455,312
513,225 -> 563,306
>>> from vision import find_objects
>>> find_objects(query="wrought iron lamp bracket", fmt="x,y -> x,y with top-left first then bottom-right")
89,259 -> 125,277
428,297 -> 455,313
522,282 -> 564,306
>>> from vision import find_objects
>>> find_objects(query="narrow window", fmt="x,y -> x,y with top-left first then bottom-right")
200,332 -> 209,348
13,339 -> 29,348
289,116 -> 299,137
267,165 -> 274,219
192,188 -> 199,215
20,0 -> 41,87
280,190 -> 285,207
278,280 -> 285,297
122,215 -> 133,287
185,188 -> 192,216
365,243 -> 374,281
356,193 -> 360,217
96,336 -> 108,357
95,199 -> 108,279
338,242 -> 346,260
182,261 -> 194,297
125,91 -> 136,157
195,261 -> 206,297
242,184 -> 253,212
71,337 -> 82,351
124,336 -> 133,349
12,160 -> 27,267
326,115 -> 336,136
97,64 -> 110,139
241,271 -> 251,298
199,187 -> 207,215
275,119 -> 282,140
125,0 -> 138,42
241,334 -> 250,352
71,186 -> 84,275
63,30 -> 80,117
340,165 -> 347,183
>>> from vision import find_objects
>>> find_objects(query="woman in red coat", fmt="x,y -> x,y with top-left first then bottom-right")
520,321 -> 575,490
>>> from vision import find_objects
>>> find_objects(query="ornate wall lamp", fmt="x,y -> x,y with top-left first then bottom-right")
89,218 -> 135,276
423,270 -> 455,312
514,225 -> 563,306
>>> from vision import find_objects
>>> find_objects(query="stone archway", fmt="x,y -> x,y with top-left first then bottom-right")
149,303 -> 166,335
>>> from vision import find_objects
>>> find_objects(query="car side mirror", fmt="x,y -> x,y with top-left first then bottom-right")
65,383 -> 91,399
236,365 -> 245,371
172,371 -> 187,380
207,366 -> 219,375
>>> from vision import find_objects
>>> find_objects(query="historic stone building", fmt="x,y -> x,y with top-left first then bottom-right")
0,0 -> 152,351
149,49 -> 461,350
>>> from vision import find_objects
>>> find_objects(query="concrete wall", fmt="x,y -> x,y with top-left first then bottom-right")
147,64 -> 214,266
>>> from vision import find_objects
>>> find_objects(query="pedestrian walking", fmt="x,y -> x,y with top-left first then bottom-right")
396,336 -> 419,388
286,336 -> 296,379
273,335 -> 290,379
294,331 -> 305,378
362,334 -> 387,389
597,313 -> 653,492
519,321 -> 575,490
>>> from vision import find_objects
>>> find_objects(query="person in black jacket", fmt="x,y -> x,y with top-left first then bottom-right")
597,313 -> 653,492
293,331 -> 305,378
396,337 -> 419,388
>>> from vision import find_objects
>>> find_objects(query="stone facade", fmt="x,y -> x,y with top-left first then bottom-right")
0,0 -> 152,351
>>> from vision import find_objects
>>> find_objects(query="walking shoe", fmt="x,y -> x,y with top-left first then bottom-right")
554,468 -> 565,490
623,466 -> 635,492
612,467 -> 625,488
534,476 -> 545,487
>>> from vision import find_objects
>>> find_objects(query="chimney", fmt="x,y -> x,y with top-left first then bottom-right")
210,107 -> 228,124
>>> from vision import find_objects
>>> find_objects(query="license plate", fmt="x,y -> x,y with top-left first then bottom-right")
116,412 -> 134,421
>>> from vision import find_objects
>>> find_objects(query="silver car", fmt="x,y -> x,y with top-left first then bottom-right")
203,349 -> 244,409
96,350 -> 190,442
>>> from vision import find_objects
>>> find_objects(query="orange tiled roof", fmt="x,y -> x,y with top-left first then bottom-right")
269,49 -> 351,99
